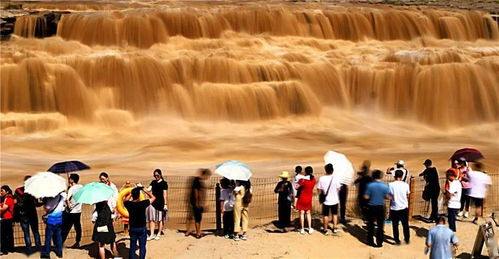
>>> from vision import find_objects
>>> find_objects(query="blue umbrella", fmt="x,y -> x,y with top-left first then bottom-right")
48,161 -> 90,174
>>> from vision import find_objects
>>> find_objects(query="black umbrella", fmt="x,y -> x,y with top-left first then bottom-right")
48,161 -> 90,174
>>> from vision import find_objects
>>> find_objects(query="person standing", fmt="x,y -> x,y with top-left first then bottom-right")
425,217 -> 459,259
62,173 -> 83,248
186,169 -> 211,239
14,176 -> 42,254
419,159 -> 441,222
296,166 -> 316,235
354,161 -> 372,220
99,172 -> 119,219
387,160 -> 410,182
220,178 -> 235,238
317,164 -> 341,235
445,170 -> 462,232
92,201 -> 118,259
468,162 -> 492,224
41,191 -> 67,259
146,169 -> 168,241
274,171 -> 293,232
457,158 -> 471,218
293,165 -> 307,209
233,180 -> 251,241
364,170 -> 391,247
124,185 -> 156,259
389,170 -> 411,245
0,185 -> 15,255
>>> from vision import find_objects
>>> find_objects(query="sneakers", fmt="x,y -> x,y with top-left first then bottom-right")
458,211 -> 464,217
147,235 -> 155,241
307,228 -> 314,235
300,229 -> 305,235
332,228 -> 338,234
472,217 -> 478,224
323,229 -> 330,236
154,235 -> 160,241
464,212 -> 469,218
233,235 -> 241,241
241,235 -> 248,241
224,234 -> 231,239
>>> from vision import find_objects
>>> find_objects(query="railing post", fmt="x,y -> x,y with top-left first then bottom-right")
408,176 -> 415,221
215,183 -> 222,234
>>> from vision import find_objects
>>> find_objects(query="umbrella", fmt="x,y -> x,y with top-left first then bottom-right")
73,182 -> 114,205
24,172 -> 66,198
215,160 -> 252,181
450,148 -> 484,162
324,151 -> 355,185
48,161 -> 90,174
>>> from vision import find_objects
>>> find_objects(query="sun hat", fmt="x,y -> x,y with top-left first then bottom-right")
395,160 -> 405,166
279,171 -> 290,179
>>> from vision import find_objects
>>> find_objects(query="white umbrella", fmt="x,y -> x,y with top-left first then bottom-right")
215,160 -> 252,181
324,151 -> 355,185
24,172 -> 67,198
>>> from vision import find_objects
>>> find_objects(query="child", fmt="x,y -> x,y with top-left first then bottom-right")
219,178 -> 235,238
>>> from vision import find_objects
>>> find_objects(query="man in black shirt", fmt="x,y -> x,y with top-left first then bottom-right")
419,159 -> 440,222
124,185 -> 155,259
14,176 -> 42,254
354,162 -> 372,220
186,169 -> 211,239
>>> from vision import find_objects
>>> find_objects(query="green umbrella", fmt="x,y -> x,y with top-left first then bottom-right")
73,182 -> 114,205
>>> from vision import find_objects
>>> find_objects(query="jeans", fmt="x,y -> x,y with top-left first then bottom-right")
0,218 -> 15,253
390,208 -> 410,243
448,208 -> 458,232
20,217 -> 41,251
41,223 -> 63,258
223,211 -> 234,235
339,185 -> 348,221
129,227 -> 147,259
62,212 -> 82,243
367,206 -> 385,246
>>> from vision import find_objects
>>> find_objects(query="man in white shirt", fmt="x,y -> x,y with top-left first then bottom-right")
468,162 -> 492,224
62,173 -> 83,248
445,170 -> 462,232
389,170 -> 411,245
317,164 -> 341,235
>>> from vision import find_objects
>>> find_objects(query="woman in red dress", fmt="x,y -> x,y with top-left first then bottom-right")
296,166 -> 316,235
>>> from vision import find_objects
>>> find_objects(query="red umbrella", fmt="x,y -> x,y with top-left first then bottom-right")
449,148 -> 484,162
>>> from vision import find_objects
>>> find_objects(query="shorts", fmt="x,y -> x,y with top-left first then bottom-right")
191,206 -> 204,223
322,204 -> 338,217
472,197 -> 483,207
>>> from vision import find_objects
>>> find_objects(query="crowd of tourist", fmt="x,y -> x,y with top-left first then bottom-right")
0,157 -> 493,259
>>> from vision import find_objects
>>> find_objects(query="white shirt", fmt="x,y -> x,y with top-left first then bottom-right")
468,171 -> 492,199
389,180 -> 410,210
389,168 -> 410,183
67,184 -> 83,213
220,188 -> 235,212
317,174 -> 341,206
447,180 -> 462,209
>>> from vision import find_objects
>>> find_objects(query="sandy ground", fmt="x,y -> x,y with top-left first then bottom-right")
2,217 -> 493,259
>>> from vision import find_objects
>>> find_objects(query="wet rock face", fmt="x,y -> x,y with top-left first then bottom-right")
1,11 -> 69,41
1,17 -> 15,40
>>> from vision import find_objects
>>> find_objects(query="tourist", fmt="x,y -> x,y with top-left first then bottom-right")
425,217 -> 458,259
419,159 -> 440,222
13,176 -> 42,254
124,185 -> 156,259
317,164 -> 341,235
444,160 -> 460,192
354,161 -> 372,220
99,172 -> 119,219
387,160 -> 409,182
293,165 -> 307,209
220,178 -> 235,238
457,158 -> 471,218
274,171 -> 293,232
186,169 -> 211,239
233,180 -> 251,241
92,201 -> 118,259
146,169 -> 169,241
468,162 -> 492,224
41,191 -> 67,259
62,173 -> 83,248
0,185 -> 15,255
296,166 -> 316,235
389,170 -> 411,245
364,170 -> 391,247
445,169 -> 461,232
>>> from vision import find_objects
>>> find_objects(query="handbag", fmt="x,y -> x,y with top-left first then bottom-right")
97,225 -> 109,233
319,176 -> 334,204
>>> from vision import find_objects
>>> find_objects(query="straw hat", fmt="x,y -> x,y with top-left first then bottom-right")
279,171 -> 290,179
